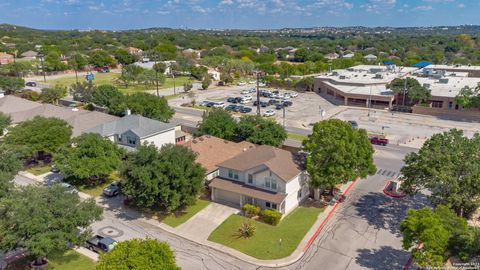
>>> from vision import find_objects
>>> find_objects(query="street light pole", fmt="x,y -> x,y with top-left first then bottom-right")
153,52 -> 159,97
254,70 -> 262,116
172,72 -> 176,95
282,106 -> 286,128
368,85 -> 372,117
402,77 -> 407,107
38,53 -> 46,82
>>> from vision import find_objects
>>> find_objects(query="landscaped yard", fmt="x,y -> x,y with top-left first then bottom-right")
45,72 -> 195,94
161,198 -> 210,227
7,250 -> 96,270
208,206 -> 323,260
25,164 -> 51,176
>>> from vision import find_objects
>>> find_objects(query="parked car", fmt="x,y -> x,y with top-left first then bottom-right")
275,104 -> 284,110
225,104 -> 237,111
268,99 -> 279,105
86,235 -> 117,253
269,93 -> 279,99
348,120 -> 359,129
240,107 -> 252,113
239,98 -> 249,104
234,97 -> 243,103
200,100 -> 213,107
94,66 -> 110,73
50,165 -> 60,173
60,182 -> 78,194
369,135 -> 389,146
237,81 -> 246,86
264,109 -> 276,117
233,105 -> 243,112
243,95 -> 253,101
283,100 -> 293,107
260,101 -> 268,107
241,89 -> 250,95
249,88 -> 257,93
290,91 -> 299,98
248,80 -> 256,84
212,102 -> 225,108
227,97 -> 236,103
272,90 -> 280,95
25,81 -> 37,87
103,181 -> 121,197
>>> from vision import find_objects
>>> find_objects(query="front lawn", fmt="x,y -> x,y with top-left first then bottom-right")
25,164 -> 51,176
6,250 -> 95,270
208,206 -> 323,260
287,133 -> 308,142
162,198 -> 210,227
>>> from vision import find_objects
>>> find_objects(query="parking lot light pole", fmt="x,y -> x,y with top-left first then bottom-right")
283,106 -> 286,128
253,70 -> 262,116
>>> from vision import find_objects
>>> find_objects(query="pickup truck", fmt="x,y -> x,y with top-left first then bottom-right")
369,135 -> 389,146
86,235 -> 117,253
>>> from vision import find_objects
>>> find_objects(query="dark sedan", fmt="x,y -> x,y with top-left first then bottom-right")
283,100 -> 293,107
275,104 -> 284,110
225,104 -> 237,111
240,107 -> 252,113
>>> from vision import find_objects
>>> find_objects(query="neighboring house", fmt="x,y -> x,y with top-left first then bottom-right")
325,53 -> 339,60
127,47 -> 143,55
209,145 -> 309,215
185,135 -> 255,181
342,53 -> 355,59
0,52 -> 13,65
86,114 -> 177,151
20,50 -> 38,60
0,95 -> 118,136
364,54 -> 378,62
208,68 -> 221,81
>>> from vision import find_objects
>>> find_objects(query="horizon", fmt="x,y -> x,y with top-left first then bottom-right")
0,0 -> 478,31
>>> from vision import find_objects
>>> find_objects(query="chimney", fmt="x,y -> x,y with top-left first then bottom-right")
125,108 -> 131,116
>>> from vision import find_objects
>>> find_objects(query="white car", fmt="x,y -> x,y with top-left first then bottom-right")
264,109 -> 275,117
237,81 -> 246,86
239,99 -> 249,104
243,95 -> 253,101
212,102 -> 225,108
241,89 -> 250,95
248,80 -> 256,84
249,88 -> 257,93
290,91 -> 299,98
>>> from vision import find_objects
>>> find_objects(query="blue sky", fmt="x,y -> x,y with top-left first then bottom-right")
0,0 -> 478,30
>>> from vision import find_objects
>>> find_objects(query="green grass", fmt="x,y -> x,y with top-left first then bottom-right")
208,206 -> 323,260
25,164 -> 51,175
7,250 -> 95,270
48,250 -> 96,270
287,133 -> 308,142
162,198 -> 211,227
46,73 -> 196,94
78,171 -> 120,197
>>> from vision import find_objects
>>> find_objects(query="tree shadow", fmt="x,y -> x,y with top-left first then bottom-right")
355,246 -> 410,270
353,191 -> 429,237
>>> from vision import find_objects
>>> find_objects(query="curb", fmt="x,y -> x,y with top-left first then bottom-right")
383,181 -> 407,199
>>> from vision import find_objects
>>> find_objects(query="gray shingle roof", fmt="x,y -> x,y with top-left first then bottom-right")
86,114 -> 176,139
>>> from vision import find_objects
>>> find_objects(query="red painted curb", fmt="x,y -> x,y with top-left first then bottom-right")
302,179 -> 359,252
383,181 -> 407,199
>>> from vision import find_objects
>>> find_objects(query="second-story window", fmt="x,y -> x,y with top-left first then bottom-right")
228,170 -> 238,180
247,174 -> 253,184
271,179 -> 277,190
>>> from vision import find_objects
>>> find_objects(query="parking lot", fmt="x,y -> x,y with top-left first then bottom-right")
169,85 -> 480,147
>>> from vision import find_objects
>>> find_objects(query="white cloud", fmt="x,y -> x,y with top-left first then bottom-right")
457,3 -> 465,8
362,0 -> 396,13
413,5 -> 433,11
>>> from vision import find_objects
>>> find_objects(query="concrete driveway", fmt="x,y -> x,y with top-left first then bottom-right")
175,202 -> 239,243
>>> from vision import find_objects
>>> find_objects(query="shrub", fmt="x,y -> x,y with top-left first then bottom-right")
242,204 -> 260,218
236,222 -> 256,239
261,209 -> 282,225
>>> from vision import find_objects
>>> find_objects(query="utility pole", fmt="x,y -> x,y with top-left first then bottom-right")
254,70 -> 262,116
402,77 -> 407,107
172,71 -> 176,95
153,52 -> 159,97
38,53 -> 46,82
282,106 -> 286,128
368,85 -> 372,117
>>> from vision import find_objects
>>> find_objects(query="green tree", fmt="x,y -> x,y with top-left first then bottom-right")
198,108 -> 237,140
387,77 -> 431,105
295,77 -> 315,91
70,81 -> 96,103
40,85 -> 67,105
237,115 -> 287,147
0,184 -> 102,265
154,43 -> 177,60
96,239 -> 180,270
190,66 -> 208,80
400,129 -> 480,218
55,133 -> 123,186
91,84 -> 125,108
4,116 -> 72,157
69,53 -> 88,83
89,50 -> 116,67
0,61 -> 34,77
114,48 -> 136,65
201,76 -> 212,90
45,51 -> 67,71
0,111 -> 11,136
0,145 -> 24,198
153,62 -> 166,74
120,144 -> 205,212
0,76 -> 25,94
183,82 -> 193,92
119,64 -> 144,88
455,84 -> 480,109
124,92 -> 174,122
302,119 -> 376,195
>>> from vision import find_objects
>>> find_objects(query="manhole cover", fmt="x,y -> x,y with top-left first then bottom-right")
98,226 -> 124,238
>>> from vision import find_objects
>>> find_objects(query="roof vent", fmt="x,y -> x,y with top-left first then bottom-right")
206,135 -> 211,138
199,137 -> 204,141
192,140 -> 197,144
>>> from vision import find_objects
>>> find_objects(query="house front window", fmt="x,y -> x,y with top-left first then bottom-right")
127,136 -> 136,145
247,174 -> 253,184
264,178 -> 277,191
228,170 -> 239,180
265,202 -> 277,210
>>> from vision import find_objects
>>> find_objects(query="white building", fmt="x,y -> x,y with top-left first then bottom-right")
209,145 -> 309,215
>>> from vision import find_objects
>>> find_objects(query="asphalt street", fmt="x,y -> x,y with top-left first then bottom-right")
88,144 -> 423,270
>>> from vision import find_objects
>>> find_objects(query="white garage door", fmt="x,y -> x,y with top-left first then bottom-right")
215,189 -> 241,207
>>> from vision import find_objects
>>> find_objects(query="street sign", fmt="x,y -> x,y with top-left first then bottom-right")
86,73 -> 95,81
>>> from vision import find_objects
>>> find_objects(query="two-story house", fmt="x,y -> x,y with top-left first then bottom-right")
86,114 -> 178,150
209,145 -> 309,215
